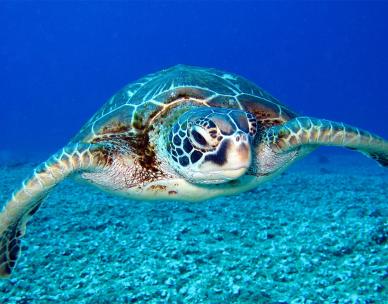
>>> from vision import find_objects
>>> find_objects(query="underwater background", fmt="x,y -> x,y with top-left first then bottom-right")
0,1 -> 387,303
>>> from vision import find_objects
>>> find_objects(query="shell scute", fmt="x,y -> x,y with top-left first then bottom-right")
72,65 -> 296,143
237,94 -> 296,127
206,95 -> 240,109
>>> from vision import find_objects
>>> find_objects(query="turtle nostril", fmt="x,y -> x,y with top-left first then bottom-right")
235,132 -> 248,143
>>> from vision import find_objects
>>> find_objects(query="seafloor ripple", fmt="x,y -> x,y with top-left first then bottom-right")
0,152 -> 387,303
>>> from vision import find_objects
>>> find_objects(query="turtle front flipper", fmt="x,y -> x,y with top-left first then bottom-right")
264,117 -> 388,167
0,143 -> 111,278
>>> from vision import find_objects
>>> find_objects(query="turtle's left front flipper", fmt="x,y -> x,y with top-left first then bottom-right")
264,117 -> 388,167
0,143 -> 111,278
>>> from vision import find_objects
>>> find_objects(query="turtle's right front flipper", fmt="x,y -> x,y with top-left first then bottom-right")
264,117 -> 388,167
0,143 -> 111,278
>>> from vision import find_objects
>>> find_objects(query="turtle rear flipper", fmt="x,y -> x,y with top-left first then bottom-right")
0,143 -> 110,277
264,117 -> 388,167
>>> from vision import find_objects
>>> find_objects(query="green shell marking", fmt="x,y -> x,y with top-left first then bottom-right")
72,65 -> 297,144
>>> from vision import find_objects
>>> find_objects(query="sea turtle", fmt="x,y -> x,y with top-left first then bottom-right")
0,65 -> 387,277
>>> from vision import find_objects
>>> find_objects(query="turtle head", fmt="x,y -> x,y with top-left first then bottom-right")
167,108 -> 257,184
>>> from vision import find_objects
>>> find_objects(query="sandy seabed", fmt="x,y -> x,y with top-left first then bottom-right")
0,151 -> 387,304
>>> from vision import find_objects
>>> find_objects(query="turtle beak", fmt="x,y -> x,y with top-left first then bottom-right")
199,132 -> 252,182
222,132 -> 252,178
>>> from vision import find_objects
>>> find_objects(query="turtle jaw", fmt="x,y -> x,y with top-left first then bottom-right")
191,136 -> 252,184
190,167 -> 250,185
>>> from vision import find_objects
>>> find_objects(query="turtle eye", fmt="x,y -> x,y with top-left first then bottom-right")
189,126 -> 216,150
191,129 -> 207,146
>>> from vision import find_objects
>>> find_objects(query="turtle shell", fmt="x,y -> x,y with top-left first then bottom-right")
71,64 -> 297,144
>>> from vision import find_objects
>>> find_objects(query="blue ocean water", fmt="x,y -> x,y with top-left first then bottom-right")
0,2 -> 387,303
0,1 -> 387,156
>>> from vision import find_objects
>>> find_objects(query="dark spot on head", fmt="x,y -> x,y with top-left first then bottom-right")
205,139 -> 229,166
190,150 -> 202,163
183,138 -> 193,153
208,120 -> 217,129
179,156 -> 189,166
173,135 -> 181,146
